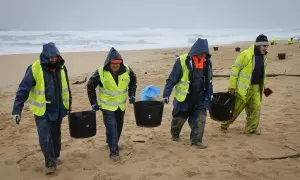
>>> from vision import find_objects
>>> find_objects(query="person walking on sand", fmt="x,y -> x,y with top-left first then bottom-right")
221,34 -> 269,134
162,38 -> 213,149
288,37 -> 294,45
12,42 -> 72,174
87,47 -> 137,161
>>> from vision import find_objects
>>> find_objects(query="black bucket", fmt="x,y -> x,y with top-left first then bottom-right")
213,47 -> 219,51
278,53 -> 286,60
68,111 -> 97,138
134,101 -> 164,127
210,92 -> 235,121
235,47 -> 241,52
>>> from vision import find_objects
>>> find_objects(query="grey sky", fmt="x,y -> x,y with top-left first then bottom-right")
0,0 -> 299,30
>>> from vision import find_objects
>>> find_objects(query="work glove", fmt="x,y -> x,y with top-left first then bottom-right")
163,97 -> 169,104
263,87 -> 273,97
129,96 -> 135,104
228,88 -> 236,95
92,104 -> 100,112
12,114 -> 21,125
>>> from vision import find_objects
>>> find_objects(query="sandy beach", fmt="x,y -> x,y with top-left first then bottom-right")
0,42 -> 300,180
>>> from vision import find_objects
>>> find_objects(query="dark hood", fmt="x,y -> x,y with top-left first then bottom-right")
40,42 -> 65,66
188,38 -> 210,57
104,47 -> 123,68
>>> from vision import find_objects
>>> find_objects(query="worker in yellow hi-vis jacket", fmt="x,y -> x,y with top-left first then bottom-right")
221,34 -> 269,134
87,47 -> 137,161
12,42 -> 72,174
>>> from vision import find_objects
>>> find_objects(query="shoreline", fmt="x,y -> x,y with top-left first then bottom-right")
0,40 -> 254,57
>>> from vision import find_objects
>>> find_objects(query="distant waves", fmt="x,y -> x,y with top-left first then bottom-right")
0,27 -> 299,54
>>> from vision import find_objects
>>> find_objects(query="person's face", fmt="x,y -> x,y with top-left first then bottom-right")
49,55 -> 58,64
196,53 -> 207,59
259,45 -> 269,54
109,63 -> 121,72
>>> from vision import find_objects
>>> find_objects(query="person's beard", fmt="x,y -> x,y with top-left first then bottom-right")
47,62 -> 58,69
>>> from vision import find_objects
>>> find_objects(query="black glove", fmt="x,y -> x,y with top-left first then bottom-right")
163,97 -> 169,104
12,114 -> 21,125
129,96 -> 135,104
92,104 -> 100,111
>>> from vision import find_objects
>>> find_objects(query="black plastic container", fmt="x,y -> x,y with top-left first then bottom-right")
210,92 -> 235,121
68,111 -> 96,138
235,47 -> 241,52
134,101 -> 164,127
278,53 -> 286,60
213,47 -> 219,51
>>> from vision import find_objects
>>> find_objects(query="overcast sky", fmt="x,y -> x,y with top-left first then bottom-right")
0,0 -> 299,30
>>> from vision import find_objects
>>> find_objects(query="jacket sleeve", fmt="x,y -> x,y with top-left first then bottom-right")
87,70 -> 102,106
263,55 -> 268,86
128,66 -> 137,98
12,66 -> 36,115
229,52 -> 245,89
63,66 -> 72,110
163,59 -> 182,98
204,60 -> 213,110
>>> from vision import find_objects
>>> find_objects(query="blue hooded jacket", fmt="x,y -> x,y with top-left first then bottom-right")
163,38 -> 213,111
12,42 -> 71,121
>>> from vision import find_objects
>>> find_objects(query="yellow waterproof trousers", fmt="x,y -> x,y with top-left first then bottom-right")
221,85 -> 261,133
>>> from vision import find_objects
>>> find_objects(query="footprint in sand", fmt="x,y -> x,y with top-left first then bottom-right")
65,151 -> 94,171
219,159 -> 230,164
64,143 -> 72,148
68,152 -> 88,160
204,171 -> 216,178
161,154 -> 170,159
184,170 -> 201,178
20,166 -> 28,172
4,158 -> 15,166
33,166 -> 43,173
147,163 -> 157,169
222,154 -> 230,158
197,154 -> 206,159
63,177 -> 73,180
93,172 -> 127,180
220,169 -> 232,173
211,134 -> 219,138
233,170 -> 252,179
172,159 -> 184,167
140,173 -> 166,180
21,177 -> 31,180
152,172 -> 164,177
